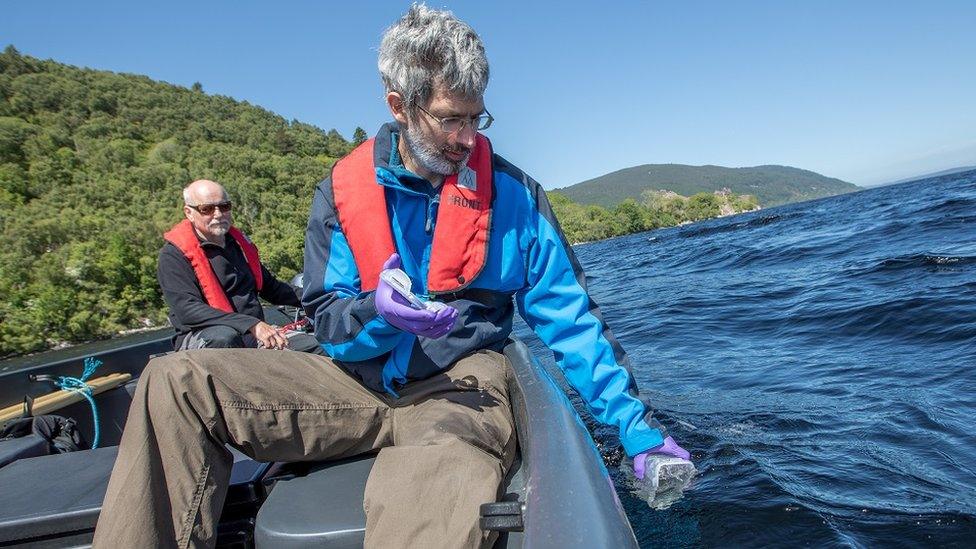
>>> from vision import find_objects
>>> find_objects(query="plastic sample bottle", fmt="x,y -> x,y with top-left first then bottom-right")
625,455 -> 697,509
642,455 -> 696,493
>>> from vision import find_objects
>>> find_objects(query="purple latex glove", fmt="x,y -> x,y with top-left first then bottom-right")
633,436 -> 691,480
375,254 -> 458,338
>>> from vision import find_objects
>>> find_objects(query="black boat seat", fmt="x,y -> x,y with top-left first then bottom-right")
0,446 -> 118,546
254,455 -> 376,549
0,434 -> 49,468
0,445 -> 269,546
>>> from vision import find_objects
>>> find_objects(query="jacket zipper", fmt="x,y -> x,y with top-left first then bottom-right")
425,195 -> 439,234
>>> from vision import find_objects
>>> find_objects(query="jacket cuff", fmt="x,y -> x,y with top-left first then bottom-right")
362,291 -> 399,332
622,412 -> 668,457
225,315 -> 261,334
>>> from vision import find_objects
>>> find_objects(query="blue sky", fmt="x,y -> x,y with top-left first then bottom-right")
3,1 -> 974,188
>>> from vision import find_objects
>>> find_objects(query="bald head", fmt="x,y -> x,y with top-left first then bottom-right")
183,179 -> 228,206
182,179 -> 233,244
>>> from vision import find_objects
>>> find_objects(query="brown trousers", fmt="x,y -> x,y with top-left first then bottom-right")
92,348 -> 516,549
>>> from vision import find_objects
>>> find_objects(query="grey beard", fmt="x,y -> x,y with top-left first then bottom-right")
403,123 -> 470,176
209,222 -> 230,236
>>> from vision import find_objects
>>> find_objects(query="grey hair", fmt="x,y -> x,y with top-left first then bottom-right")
378,4 -> 489,111
182,186 -> 193,205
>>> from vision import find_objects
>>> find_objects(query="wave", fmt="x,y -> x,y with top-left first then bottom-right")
676,211 -> 803,240
855,253 -> 976,276
906,195 -> 976,220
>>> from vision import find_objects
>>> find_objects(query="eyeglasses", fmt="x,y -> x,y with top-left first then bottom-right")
415,104 -> 494,133
187,202 -> 232,216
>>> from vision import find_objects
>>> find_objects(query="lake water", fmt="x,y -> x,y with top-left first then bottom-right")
517,170 -> 976,547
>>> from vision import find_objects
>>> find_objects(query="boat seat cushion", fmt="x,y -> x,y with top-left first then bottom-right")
255,455 -> 376,549
0,434 -> 49,468
0,446 -> 118,544
0,445 -> 268,544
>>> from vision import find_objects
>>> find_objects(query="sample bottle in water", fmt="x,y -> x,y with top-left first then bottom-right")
642,455 -> 696,493
624,454 -> 697,509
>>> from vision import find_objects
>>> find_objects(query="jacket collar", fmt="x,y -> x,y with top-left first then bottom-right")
374,123 -> 437,197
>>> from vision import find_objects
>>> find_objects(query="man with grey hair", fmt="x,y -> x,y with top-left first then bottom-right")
94,5 -> 687,548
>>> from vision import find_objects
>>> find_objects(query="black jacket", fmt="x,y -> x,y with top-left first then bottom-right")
158,236 -> 300,348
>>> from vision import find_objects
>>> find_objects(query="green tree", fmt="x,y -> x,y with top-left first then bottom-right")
612,199 -> 647,234
352,127 -> 368,145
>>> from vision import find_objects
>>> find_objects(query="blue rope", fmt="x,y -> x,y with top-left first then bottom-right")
55,357 -> 102,449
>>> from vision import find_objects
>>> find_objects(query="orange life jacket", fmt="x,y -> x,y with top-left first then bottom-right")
163,219 -> 264,313
330,134 -> 494,294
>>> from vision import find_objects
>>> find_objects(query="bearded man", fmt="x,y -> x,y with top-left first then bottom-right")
94,6 -> 688,548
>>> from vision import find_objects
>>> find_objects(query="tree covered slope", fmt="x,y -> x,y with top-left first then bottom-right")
0,47 -> 362,355
556,163 -> 859,208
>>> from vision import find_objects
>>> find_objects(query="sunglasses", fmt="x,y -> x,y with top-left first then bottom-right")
187,202 -> 232,216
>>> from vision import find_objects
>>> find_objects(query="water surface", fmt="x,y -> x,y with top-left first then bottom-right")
517,170 -> 976,547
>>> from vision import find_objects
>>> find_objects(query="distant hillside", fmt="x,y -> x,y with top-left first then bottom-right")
556,164 -> 859,208
880,166 -> 976,187
548,188 -> 759,245
0,46 -> 361,356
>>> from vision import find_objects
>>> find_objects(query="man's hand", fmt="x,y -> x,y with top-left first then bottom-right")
249,321 -> 288,350
375,253 -> 458,338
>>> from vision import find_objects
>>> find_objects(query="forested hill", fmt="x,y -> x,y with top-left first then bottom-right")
0,46 -> 363,356
557,164 -> 859,207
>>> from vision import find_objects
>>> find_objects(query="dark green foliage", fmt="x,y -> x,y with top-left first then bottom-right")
352,127 -> 368,146
0,48 -> 356,356
548,190 -> 760,244
557,163 -> 859,208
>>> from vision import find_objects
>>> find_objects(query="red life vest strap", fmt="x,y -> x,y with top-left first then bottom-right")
228,226 -> 263,292
331,134 -> 493,293
163,219 -> 264,313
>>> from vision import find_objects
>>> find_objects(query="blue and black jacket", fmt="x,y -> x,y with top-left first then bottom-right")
302,123 -> 666,456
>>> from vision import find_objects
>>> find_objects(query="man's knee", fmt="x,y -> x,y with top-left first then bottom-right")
407,394 -> 516,462
136,353 -> 222,423
450,350 -> 512,400
130,354 -> 191,418
187,326 -> 246,349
